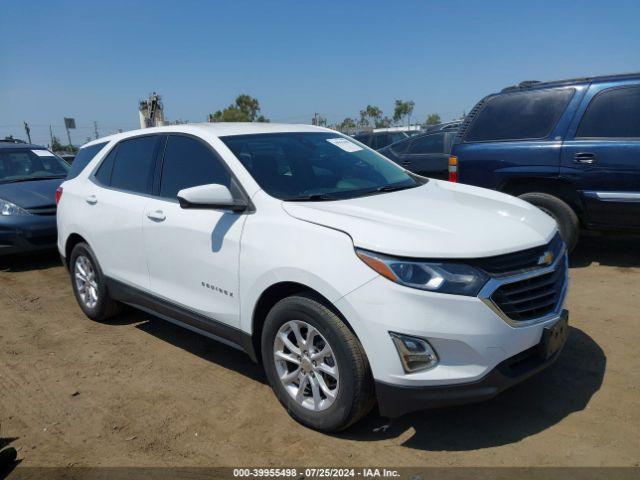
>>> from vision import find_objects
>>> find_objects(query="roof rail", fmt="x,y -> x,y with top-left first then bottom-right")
501,72 -> 640,93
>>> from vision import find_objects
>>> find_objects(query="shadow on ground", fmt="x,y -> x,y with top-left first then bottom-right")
0,437 -> 21,478
570,233 -> 640,268
341,327 -> 605,451
0,250 -> 61,273
133,314 -> 266,384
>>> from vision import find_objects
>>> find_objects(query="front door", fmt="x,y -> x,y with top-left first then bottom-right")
560,83 -> 640,227
143,134 -> 246,327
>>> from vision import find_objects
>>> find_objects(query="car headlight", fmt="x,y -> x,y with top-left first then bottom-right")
355,248 -> 489,296
0,198 -> 30,216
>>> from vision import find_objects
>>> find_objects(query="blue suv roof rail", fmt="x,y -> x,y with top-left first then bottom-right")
501,72 -> 640,92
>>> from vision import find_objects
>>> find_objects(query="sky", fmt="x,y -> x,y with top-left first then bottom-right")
1,0 -> 639,146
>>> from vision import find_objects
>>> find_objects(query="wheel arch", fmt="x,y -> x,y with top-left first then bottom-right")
250,281 -> 361,364
64,233 -> 89,270
500,177 -> 585,223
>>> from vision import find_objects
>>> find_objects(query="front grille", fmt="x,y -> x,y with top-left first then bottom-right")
27,206 -> 57,216
473,233 -> 564,277
490,256 -> 567,322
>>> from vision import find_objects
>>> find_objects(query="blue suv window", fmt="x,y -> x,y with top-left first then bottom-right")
465,88 -> 574,142
577,86 -> 640,138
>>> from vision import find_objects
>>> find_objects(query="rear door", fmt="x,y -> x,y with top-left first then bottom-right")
85,134 -> 162,288
560,82 -> 640,227
143,134 -> 246,328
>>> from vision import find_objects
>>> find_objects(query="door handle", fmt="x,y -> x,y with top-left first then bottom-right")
85,195 -> 97,205
573,152 -> 596,164
146,210 -> 166,222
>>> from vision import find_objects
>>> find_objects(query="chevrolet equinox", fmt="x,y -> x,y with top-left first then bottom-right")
57,123 -> 569,431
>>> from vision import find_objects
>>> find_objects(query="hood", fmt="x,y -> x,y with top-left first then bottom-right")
0,178 -> 63,209
282,180 -> 557,259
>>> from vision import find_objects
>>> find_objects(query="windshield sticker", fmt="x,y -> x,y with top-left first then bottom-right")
32,149 -> 56,157
326,137 -> 362,152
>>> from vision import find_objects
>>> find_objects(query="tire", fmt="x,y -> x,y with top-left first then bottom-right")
69,242 -> 121,321
261,293 -> 374,432
519,192 -> 579,252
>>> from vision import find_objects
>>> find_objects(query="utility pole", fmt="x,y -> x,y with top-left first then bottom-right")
93,121 -> 99,139
23,122 -> 32,143
49,125 -> 54,148
66,126 -> 72,150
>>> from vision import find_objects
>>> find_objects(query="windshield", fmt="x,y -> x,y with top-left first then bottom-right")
221,132 -> 422,201
0,148 -> 70,183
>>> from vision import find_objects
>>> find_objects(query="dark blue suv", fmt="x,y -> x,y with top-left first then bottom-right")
450,73 -> 640,250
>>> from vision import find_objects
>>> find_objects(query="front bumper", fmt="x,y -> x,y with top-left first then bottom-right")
0,215 -> 58,256
375,310 -> 568,417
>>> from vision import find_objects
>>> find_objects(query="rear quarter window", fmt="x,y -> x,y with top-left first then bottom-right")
464,88 -> 574,142
67,142 -> 109,180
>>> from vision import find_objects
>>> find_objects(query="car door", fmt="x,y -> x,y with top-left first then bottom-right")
85,134 -> 162,288
560,83 -> 640,227
394,132 -> 449,179
142,134 -> 247,328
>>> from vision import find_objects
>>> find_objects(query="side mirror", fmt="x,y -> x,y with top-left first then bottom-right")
177,184 -> 247,212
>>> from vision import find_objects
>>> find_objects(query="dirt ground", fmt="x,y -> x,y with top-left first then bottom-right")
0,234 -> 638,468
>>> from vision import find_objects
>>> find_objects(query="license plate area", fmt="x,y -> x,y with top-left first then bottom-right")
538,310 -> 569,360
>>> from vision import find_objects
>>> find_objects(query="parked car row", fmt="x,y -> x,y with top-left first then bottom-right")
4,72 -> 637,433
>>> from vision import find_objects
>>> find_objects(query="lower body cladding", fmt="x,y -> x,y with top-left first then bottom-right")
0,214 -> 58,256
335,276 -> 569,418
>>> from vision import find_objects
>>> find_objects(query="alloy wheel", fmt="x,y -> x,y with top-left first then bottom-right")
74,255 -> 99,309
273,320 -> 340,411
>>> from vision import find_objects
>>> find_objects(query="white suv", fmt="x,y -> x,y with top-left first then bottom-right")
57,123 -> 569,431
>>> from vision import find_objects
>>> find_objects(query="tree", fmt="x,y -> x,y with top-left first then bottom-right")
339,117 -> 356,132
393,100 -> 415,127
358,109 -> 369,128
426,113 -> 441,126
209,94 -> 268,122
375,116 -> 392,128
365,105 -> 382,125
51,135 -> 64,152
358,105 -> 383,128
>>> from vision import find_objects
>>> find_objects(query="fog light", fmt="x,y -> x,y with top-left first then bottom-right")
389,332 -> 438,373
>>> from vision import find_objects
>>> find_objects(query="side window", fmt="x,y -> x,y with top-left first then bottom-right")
67,142 -> 108,180
577,86 -> 640,138
94,147 -> 118,185
390,138 -> 410,154
465,88 -> 574,142
109,136 -> 160,194
407,133 -> 445,154
159,135 -> 231,199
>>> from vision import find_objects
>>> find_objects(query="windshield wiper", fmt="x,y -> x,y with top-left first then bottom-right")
0,175 -> 67,184
372,183 -> 416,193
285,193 -> 340,202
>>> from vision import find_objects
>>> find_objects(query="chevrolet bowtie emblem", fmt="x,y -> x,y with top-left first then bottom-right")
537,250 -> 554,266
